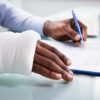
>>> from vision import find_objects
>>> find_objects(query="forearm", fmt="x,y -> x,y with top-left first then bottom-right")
0,1 -> 46,37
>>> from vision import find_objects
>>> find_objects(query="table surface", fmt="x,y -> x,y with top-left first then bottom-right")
0,36 -> 100,100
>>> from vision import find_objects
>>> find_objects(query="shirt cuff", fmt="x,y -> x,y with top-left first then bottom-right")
25,16 -> 47,38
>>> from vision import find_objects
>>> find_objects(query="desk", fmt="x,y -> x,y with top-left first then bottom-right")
0,37 -> 100,100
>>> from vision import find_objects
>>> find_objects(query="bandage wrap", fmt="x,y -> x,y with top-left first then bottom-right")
0,30 -> 40,74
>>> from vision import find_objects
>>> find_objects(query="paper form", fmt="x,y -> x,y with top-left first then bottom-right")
42,40 -> 100,73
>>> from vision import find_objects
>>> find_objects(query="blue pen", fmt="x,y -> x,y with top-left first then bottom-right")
72,10 -> 84,44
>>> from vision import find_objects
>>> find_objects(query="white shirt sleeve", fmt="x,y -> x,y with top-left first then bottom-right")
0,30 -> 41,75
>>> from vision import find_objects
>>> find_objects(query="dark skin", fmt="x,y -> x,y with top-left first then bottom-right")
33,40 -> 73,82
43,18 -> 87,46
32,18 -> 87,82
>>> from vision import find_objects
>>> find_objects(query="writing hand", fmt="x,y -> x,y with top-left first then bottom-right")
44,18 -> 87,46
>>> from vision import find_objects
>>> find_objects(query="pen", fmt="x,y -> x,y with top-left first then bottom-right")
72,10 -> 84,44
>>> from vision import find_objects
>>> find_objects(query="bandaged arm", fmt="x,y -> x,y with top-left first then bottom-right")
0,30 -> 40,74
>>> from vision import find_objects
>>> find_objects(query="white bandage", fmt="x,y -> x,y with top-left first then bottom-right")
0,30 -> 40,74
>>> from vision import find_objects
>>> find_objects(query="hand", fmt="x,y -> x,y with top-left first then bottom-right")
32,40 -> 73,82
43,18 -> 87,46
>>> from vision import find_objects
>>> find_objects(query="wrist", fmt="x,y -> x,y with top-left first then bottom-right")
43,20 -> 52,36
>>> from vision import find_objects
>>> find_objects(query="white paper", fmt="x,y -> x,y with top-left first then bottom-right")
45,7 -> 100,36
42,40 -> 100,73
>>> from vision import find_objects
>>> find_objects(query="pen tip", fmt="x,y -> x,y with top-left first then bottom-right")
80,41 -> 85,48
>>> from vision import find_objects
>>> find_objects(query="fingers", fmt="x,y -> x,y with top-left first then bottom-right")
73,21 -> 87,46
35,41 -> 73,82
39,41 -> 72,66
63,19 -> 81,41
34,53 -> 73,82
34,53 -> 65,73
81,26 -> 87,41
33,62 -> 73,82
61,70 -> 73,82
36,44 -> 70,72
33,63 -> 62,80
64,18 -> 87,42
77,20 -> 87,41
53,35 -> 71,41
66,28 -> 81,41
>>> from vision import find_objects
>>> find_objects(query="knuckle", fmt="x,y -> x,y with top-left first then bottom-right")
61,70 -> 67,77
50,47 -> 57,53
61,70 -> 69,78
60,54 -> 67,62
52,54 -> 58,62
68,30 -> 76,36
63,66 -> 70,72
62,66 -> 67,70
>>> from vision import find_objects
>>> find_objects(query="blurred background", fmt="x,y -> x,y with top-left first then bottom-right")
9,0 -> 100,17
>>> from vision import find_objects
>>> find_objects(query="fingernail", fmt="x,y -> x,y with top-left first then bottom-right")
69,71 -> 73,76
67,74 -> 73,81
75,35 -> 80,40
55,74 -> 62,79
67,60 -> 72,65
